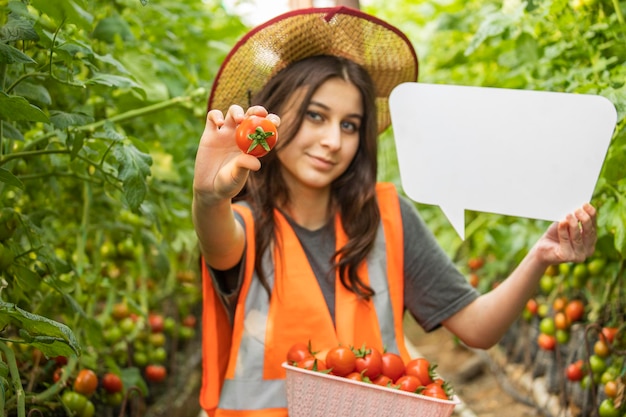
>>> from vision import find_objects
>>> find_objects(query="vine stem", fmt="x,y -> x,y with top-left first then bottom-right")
0,341 -> 26,417
612,0 -> 624,24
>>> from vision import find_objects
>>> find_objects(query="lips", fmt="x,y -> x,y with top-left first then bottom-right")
308,154 -> 336,169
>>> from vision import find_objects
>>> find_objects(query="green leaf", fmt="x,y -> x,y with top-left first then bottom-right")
49,110 -> 94,130
30,0 -> 93,31
0,300 -> 81,358
0,121 -> 23,141
0,18 -> 39,42
13,82 -> 52,107
113,141 -> 152,210
10,264 -> 40,292
92,16 -> 135,43
86,73 -> 141,89
0,42 -> 36,64
0,92 -> 48,122
0,167 -> 24,190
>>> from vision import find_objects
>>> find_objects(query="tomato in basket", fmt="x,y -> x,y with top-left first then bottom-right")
325,345 -> 356,377
287,342 -> 312,364
405,357 -> 434,386
396,374 -> 421,393
421,382 -> 450,400
381,351 -> 405,383
353,344 -> 383,379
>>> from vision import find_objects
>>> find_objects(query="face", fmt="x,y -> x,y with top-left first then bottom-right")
277,77 -> 363,195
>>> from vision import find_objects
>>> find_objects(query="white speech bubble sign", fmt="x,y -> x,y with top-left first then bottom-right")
389,83 -> 617,240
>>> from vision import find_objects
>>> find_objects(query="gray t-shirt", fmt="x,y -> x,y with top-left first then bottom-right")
211,195 -> 479,333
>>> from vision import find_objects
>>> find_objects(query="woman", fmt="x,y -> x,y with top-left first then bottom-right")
192,7 -> 596,416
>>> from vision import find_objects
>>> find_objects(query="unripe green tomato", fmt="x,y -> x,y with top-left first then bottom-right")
61,391 -> 88,415
149,346 -> 167,364
556,329 -> 570,344
572,263 -> 588,280
119,317 -> 135,335
133,351 -> 149,367
539,275 -> 555,294
587,258 -> 606,276
539,317 -> 556,336
537,303 -> 550,318
178,326 -> 195,341
82,400 -> 95,417
598,398 -> 619,417
589,354 -> 607,375
103,327 -> 123,344
558,262 -> 571,276
104,391 -> 124,406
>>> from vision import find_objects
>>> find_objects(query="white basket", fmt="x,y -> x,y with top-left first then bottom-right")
283,362 -> 459,417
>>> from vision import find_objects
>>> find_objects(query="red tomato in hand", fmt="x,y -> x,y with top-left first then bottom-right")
354,345 -> 383,380
235,115 -> 278,157
325,345 -> 356,377
405,357 -> 433,386
396,375 -> 421,393
381,352 -> 405,383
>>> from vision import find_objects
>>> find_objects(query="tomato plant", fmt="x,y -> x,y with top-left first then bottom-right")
235,116 -> 278,157
325,345 -> 356,377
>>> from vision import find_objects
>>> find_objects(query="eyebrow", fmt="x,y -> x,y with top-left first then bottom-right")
309,101 -> 363,120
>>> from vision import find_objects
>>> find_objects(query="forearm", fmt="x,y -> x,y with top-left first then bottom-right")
192,194 -> 245,271
444,246 -> 550,349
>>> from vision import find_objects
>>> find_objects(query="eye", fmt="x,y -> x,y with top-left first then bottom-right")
305,110 -> 323,122
341,120 -> 359,134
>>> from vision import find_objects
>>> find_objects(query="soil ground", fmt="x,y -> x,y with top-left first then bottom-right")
404,314 -> 538,417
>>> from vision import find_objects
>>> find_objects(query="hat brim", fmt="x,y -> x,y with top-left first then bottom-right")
208,7 -> 418,133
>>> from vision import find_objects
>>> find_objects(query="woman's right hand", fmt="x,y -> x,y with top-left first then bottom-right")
193,105 -> 279,205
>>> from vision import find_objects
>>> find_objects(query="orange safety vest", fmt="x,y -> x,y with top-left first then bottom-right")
200,182 -> 408,416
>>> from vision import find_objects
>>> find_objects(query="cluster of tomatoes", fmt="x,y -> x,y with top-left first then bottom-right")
286,342 -> 454,401
58,367 -> 122,417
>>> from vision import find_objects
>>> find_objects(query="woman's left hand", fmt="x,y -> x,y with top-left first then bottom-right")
535,203 -> 597,265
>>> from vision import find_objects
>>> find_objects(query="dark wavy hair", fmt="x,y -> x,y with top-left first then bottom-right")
236,55 -> 380,300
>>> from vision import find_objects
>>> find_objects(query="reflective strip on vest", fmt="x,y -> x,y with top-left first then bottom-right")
218,221 -> 399,410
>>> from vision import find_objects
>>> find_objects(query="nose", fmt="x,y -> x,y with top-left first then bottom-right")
319,124 -> 342,151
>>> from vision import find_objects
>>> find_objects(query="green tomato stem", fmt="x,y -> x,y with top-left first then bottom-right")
0,341 -> 26,417
246,127 -> 275,153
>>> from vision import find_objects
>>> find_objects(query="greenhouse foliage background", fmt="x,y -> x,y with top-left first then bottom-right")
0,0 -> 624,416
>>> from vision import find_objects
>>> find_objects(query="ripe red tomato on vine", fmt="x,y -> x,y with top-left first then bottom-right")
73,369 -> 98,397
235,115 -> 278,157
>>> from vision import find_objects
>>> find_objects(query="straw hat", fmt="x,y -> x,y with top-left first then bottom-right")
208,6 -> 418,133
